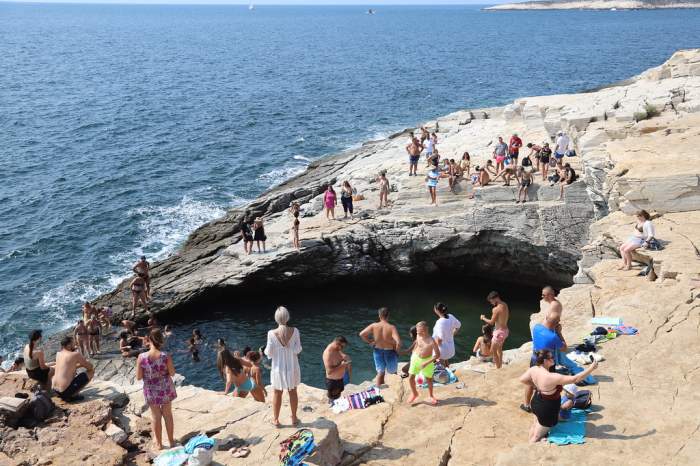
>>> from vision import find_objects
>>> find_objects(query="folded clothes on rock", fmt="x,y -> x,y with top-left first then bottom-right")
331,386 -> 381,414
568,352 -> 604,366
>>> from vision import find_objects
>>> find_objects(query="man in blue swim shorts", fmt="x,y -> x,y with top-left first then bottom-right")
360,307 -> 401,386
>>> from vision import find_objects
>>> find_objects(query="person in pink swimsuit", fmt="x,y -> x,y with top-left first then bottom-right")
480,291 -> 510,369
136,328 -> 177,450
324,185 -> 337,222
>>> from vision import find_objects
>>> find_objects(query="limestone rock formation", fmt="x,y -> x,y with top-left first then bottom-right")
20,49 -> 700,465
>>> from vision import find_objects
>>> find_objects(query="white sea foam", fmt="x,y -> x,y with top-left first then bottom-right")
38,279 -> 113,329
257,165 -> 307,187
296,136 -> 305,143
293,154 -> 312,162
127,195 -> 227,262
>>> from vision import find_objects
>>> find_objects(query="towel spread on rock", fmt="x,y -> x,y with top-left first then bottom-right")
610,325 -> 638,335
548,408 -> 588,445
590,317 -> 622,326
154,435 -> 216,466
331,386 -> 380,413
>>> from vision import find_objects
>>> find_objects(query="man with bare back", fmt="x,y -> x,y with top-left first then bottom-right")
407,321 -> 440,406
52,336 -> 94,402
359,307 -> 401,386
480,291 -> 510,369
405,132 -> 423,177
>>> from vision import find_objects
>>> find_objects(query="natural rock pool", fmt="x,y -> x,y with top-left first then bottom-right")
165,279 -> 540,389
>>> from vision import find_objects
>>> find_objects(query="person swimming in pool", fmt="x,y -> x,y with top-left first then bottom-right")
407,321 -> 440,406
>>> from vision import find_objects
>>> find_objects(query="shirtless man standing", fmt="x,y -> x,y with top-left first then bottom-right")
359,307 -> 401,386
52,336 -> 94,402
405,132 -> 423,177
133,256 -> 151,299
542,286 -> 563,322
407,322 -> 440,405
480,291 -> 510,369
323,336 -> 350,402
86,315 -> 101,356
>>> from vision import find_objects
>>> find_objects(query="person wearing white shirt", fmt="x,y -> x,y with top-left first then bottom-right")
554,131 -> 570,160
619,210 -> 656,271
432,303 -> 461,366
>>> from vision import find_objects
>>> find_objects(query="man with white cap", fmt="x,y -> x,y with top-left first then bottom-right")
554,131 -> 570,161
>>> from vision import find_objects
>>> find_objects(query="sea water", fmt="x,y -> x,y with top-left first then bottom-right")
2,3 -> 699,359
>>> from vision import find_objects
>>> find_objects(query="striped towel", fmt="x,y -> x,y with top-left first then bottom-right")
346,386 -> 380,410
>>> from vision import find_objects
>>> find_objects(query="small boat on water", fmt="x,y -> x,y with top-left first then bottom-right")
367,9 -> 376,15
610,7 -> 617,11
249,4 -> 255,11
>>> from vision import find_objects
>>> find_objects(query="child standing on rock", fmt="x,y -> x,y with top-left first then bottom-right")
407,321 -> 440,406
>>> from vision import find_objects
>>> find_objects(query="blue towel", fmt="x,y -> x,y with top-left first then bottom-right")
548,408 -> 587,445
590,317 -> 622,326
184,434 -> 215,454
555,350 -> 597,385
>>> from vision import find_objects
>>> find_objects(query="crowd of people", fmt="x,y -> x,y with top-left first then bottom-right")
405,128 -> 578,205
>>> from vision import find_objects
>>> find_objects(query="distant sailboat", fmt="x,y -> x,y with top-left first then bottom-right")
367,9 -> 376,15
610,7 -> 617,10
249,4 -> 255,11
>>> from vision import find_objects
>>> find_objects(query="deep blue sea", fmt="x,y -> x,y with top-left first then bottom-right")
2,3 -> 699,364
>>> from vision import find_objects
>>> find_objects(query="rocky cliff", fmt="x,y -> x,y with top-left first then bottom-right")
13,50 -> 700,465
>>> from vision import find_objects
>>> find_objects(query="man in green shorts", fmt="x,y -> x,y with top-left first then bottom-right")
407,321 -> 440,406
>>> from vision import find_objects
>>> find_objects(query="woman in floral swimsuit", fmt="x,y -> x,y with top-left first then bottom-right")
136,329 -> 177,450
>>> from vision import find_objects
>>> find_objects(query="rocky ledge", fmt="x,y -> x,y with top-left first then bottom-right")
12,49 -> 700,465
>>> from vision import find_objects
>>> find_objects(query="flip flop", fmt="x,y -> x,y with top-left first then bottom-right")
230,447 -> 251,458
519,404 -> 532,413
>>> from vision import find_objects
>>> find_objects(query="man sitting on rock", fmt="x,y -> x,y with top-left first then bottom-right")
53,336 -> 94,402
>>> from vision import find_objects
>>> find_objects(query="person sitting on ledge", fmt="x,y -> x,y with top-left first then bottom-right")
618,209 -> 656,271
492,158 -> 516,186
24,330 -> 55,389
53,335 -> 94,402
472,324 -> 493,362
558,162 -> 577,200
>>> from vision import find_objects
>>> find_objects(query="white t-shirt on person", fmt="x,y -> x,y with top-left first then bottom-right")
555,134 -> 570,153
432,314 -> 461,360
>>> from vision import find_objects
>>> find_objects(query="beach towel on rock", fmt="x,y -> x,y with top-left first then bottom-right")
590,317 -> 622,326
610,325 -> 638,335
331,386 -> 381,413
279,429 -> 316,466
548,408 -> 587,445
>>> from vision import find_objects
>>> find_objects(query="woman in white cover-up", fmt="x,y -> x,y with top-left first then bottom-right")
264,306 -> 302,427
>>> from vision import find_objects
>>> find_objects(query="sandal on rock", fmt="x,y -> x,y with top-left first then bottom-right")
230,446 -> 251,458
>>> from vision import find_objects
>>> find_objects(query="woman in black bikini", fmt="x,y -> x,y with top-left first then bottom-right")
74,319 -> 89,356
519,350 -> 598,443
87,316 -> 101,356
539,143 -> 552,181
239,218 -> 254,255
130,275 -> 149,314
